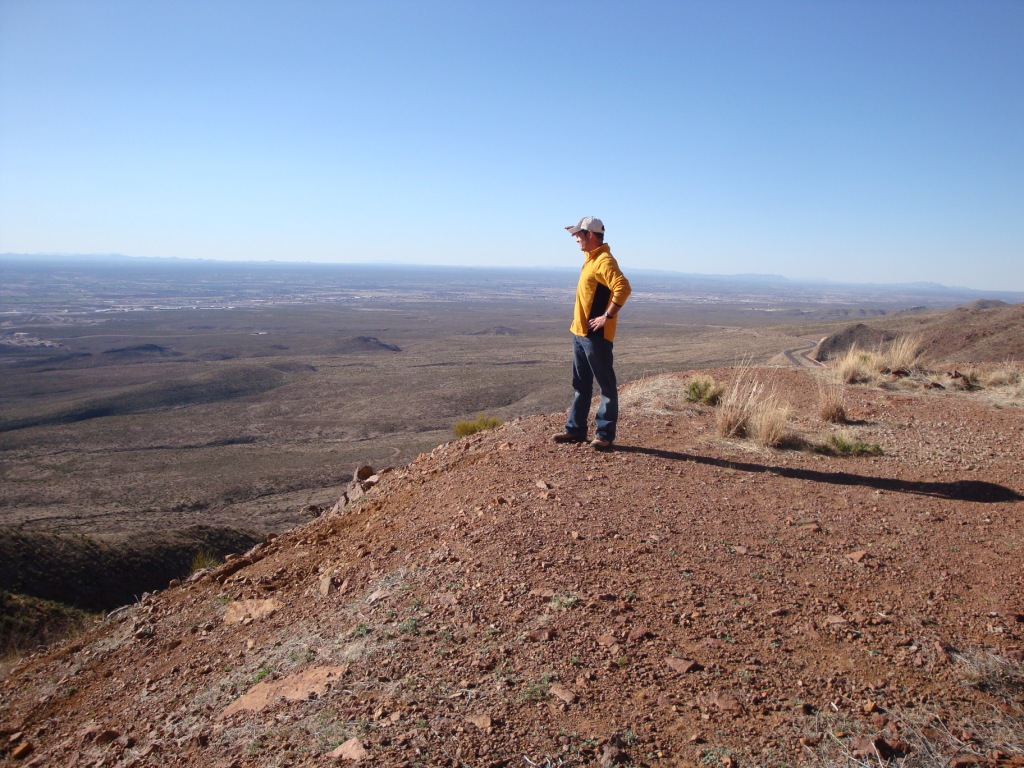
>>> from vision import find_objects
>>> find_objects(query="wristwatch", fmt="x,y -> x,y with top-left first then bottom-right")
604,312 -> 613,319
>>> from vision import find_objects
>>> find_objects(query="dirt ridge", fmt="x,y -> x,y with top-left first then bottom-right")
1,367 -> 1022,767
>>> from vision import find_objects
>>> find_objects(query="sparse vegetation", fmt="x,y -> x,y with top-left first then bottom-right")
1,590 -> 93,659
836,344 -> 885,384
836,335 -> 923,385
520,673 -> 552,702
549,593 -> 578,610
814,431 -> 883,456
685,374 -> 723,405
453,413 -> 503,438
817,374 -> 847,423
955,648 -> 1024,698
885,334 -> 924,370
716,367 -> 791,447
190,548 -> 221,574
397,616 -> 420,635
804,650 -> 1024,768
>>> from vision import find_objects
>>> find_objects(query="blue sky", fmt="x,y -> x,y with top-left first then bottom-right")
1,0 -> 1022,291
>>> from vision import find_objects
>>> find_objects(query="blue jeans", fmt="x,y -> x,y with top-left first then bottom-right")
565,334 -> 618,441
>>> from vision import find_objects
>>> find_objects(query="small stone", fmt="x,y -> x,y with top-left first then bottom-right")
331,737 -> 368,761
548,683 -> 577,704
627,626 -> 651,643
847,550 -> 869,563
466,714 -> 492,731
319,571 -> 334,596
711,691 -> 742,712
666,657 -> 703,674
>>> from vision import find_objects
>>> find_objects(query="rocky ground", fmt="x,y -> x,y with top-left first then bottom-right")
1,367 -> 1023,768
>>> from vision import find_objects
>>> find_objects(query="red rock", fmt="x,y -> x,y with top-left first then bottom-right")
627,626 -> 651,643
711,691 -> 742,712
665,657 -> 702,674
549,683 -> 577,704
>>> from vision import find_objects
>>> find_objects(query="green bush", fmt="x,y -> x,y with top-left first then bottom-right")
685,375 -> 722,405
814,432 -> 883,456
453,414 -> 502,438
190,548 -> 221,574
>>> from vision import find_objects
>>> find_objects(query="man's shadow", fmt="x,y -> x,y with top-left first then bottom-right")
614,445 -> 1023,503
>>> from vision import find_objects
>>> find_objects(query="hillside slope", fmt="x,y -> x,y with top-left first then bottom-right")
1,368 -> 1023,767
811,302 -> 1024,365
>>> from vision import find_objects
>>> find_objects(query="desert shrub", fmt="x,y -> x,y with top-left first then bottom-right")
750,395 -> 792,447
190,548 -> 221,574
946,368 -> 981,391
805,650 -> 1023,767
1,590 -> 93,658
955,648 -> 1024,698
685,374 -> 722,405
453,413 -> 502,438
836,345 -> 885,384
979,361 -> 1023,388
815,431 -> 883,456
716,369 -> 790,446
883,334 -> 923,370
817,374 -> 847,423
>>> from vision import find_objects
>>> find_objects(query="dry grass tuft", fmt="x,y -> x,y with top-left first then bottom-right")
716,368 -> 791,447
884,334 -> 923,370
802,649 -> 1024,767
814,430 -> 883,457
453,413 -> 502,437
955,648 -> 1024,699
836,345 -> 884,384
817,374 -> 847,423
835,335 -> 923,386
979,360 -> 1023,388
619,374 -> 689,415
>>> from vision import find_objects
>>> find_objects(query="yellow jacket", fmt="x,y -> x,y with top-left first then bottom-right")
570,244 -> 631,343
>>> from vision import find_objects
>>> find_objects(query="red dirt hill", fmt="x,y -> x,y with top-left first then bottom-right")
1,368 -> 1023,767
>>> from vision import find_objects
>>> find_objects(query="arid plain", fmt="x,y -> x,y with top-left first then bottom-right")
2,259 -> 1021,613
2,259 -> 1024,766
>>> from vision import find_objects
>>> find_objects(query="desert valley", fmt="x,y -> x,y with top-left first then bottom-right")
1,257 -> 1023,767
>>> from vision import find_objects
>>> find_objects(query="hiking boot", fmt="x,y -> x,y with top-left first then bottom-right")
552,431 -> 586,444
590,436 -> 613,449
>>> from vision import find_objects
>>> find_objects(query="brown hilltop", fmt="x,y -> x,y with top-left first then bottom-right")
812,302 -> 1024,365
2,367 -> 1023,767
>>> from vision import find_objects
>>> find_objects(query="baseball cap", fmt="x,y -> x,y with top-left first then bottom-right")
565,216 -> 604,235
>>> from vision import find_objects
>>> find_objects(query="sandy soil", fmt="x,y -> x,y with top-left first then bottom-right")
1,367 -> 1023,767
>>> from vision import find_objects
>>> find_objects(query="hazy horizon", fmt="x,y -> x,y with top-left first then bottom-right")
3,251 -> 1024,298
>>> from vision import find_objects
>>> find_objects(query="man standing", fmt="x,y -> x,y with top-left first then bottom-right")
553,216 -> 632,449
